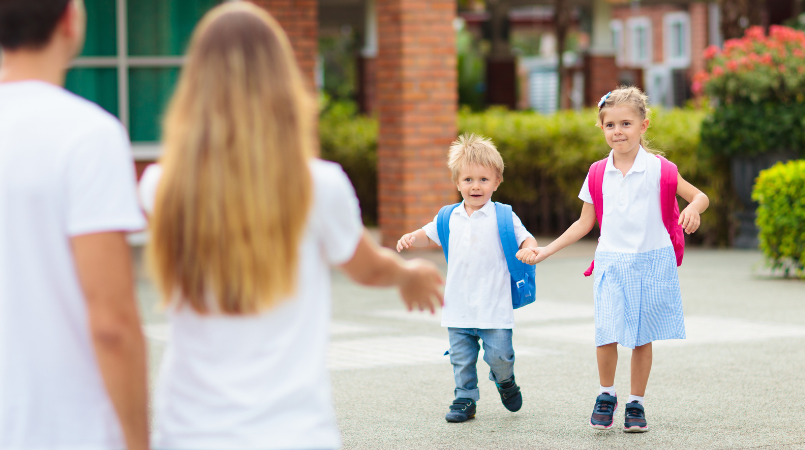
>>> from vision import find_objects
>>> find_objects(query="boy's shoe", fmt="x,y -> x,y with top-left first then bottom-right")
623,401 -> 649,433
445,398 -> 476,423
495,377 -> 522,412
589,393 -> 618,430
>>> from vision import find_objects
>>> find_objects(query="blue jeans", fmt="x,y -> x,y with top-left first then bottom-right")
447,328 -> 515,401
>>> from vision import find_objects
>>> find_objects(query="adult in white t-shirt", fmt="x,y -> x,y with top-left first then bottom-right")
0,1 -> 149,449
140,4 -> 443,449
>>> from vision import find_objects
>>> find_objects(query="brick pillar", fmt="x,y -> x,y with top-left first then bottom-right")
377,0 -> 458,247
357,55 -> 377,115
689,2 -> 709,82
250,1 -> 318,87
584,54 -> 618,107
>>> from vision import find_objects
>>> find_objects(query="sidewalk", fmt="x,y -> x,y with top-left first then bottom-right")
135,242 -> 805,450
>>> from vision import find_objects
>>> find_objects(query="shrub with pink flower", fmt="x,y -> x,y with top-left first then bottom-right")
693,26 -> 805,103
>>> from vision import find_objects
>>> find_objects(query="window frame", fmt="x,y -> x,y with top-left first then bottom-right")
610,19 -> 624,66
627,16 -> 653,67
663,11 -> 691,68
69,0 -> 187,160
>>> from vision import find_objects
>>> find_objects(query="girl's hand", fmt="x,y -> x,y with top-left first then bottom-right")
517,247 -> 549,265
678,206 -> 701,234
396,233 -> 416,252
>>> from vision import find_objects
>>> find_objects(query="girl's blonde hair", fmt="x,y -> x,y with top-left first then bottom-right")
596,85 -> 660,154
147,2 -> 314,315
447,133 -> 505,182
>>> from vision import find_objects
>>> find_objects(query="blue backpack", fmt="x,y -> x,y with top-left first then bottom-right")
436,202 -> 536,309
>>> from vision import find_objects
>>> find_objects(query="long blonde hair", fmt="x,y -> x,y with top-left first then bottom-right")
596,85 -> 660,154
147,2 -> 314,314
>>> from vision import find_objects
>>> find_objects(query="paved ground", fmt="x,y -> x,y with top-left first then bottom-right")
134,238 -> 805,450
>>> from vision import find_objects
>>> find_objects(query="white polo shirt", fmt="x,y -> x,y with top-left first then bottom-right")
422,200 -> 532,329
579,147 -> 672,254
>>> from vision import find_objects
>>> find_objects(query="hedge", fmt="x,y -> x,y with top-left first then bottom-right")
752,160 -> 805,277
320,103 -> 733,246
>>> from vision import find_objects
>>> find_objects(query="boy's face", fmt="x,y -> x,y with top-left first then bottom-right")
600,105 -> 649,156
455,163 -> 501,213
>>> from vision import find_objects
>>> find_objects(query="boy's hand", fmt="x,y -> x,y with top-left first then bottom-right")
396,233 -> 416,252
398,259 -> 444,314
517,247 -> 548,265
678,206 -> 701,234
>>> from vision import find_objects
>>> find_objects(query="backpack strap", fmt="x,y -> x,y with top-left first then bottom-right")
656,155 -> 685,266
656,155 -> 678,234
584,159 -> 608,277
436,203 -> 461,262
494,202 -> 527,294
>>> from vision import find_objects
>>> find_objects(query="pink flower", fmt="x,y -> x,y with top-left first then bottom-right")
713,66 -> 724,77
727,61 -> 739,71
691,81 -> 703,95
745,26 -> 765,41
760,54 -> 773,65
793,48 -> 804,58
703,45 -> 720,60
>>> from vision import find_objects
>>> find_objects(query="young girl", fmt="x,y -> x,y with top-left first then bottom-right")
518,86 -> 709,432
139,4 -> 443,450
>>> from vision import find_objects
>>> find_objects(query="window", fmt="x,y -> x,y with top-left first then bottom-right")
610,20 -> 624,66
67,0 -> 222,159
627,17 -> 652,67
664,12 -> 690,67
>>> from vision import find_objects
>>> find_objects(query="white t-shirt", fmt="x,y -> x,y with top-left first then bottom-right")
0,81 -> 145,450
579,147 -> 673,254
141,159 -> 363,450
422,200 -> 532,329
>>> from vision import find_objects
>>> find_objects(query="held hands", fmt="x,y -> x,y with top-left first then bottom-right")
396,233 -> 416,252
516,247 -> 549,265
398,259 -> 444,314
678,206 -> 701,234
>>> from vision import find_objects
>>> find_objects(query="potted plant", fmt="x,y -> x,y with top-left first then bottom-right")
695,26 -> 805,248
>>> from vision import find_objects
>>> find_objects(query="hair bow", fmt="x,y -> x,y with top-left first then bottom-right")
598,92 -> 612,108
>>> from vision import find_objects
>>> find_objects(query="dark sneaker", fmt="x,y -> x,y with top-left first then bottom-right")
445,398 -> 476,423
495,377 -> 522,412
623,401 -> 648,433
589,393 -> 618,430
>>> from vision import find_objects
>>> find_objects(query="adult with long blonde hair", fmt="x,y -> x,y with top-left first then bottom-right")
138,3 -> 443,449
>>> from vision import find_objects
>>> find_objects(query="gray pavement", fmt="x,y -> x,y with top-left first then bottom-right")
134,239 -> 805,450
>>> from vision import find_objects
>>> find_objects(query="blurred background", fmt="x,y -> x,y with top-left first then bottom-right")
65,0 -> 805,276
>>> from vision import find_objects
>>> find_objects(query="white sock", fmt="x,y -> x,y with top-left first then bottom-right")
599,385 -> 616,397
628,395 -> 644,405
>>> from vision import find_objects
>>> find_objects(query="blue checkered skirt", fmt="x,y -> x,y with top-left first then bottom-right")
593,246 -> 686,349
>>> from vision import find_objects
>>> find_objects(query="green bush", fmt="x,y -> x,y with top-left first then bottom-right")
700,102 -> 805,157
752,160 -> 805,277
318,100 -> 378,225
319,103 -> 732,246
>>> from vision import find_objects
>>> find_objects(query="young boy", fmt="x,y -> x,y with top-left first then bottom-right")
396,133 -> 538,422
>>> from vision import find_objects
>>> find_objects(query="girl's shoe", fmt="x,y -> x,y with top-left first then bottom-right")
495,377 -> 522,412
589,393 -> 618,430
445,398 -> 476,423
623,401 -> 649,433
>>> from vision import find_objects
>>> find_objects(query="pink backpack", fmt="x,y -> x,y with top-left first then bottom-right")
583,155 -> 685,277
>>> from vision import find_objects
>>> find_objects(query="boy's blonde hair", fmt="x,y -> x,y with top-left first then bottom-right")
596,85 -> 661,154
447,134 -> 505,182
147,2 -> 314,315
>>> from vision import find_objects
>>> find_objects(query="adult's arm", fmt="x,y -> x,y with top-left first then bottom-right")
340,230 -> 444,313
71,232 -> 149,450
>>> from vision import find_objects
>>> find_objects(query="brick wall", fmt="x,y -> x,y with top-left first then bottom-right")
376,0 -> 458,247
688,2 -> 709,81
612,4 -> 681,65
584,54 -> 618,107
250,0 -> 318,87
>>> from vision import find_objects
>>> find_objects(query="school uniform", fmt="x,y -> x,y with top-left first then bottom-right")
579,147 -> 686,349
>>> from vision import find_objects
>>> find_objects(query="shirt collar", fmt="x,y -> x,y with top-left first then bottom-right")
605,146 -> 648,174
455,199 -> 494,217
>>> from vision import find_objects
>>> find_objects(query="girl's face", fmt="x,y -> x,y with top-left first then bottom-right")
455,163 -> 501,213
600,105 -> 649,156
